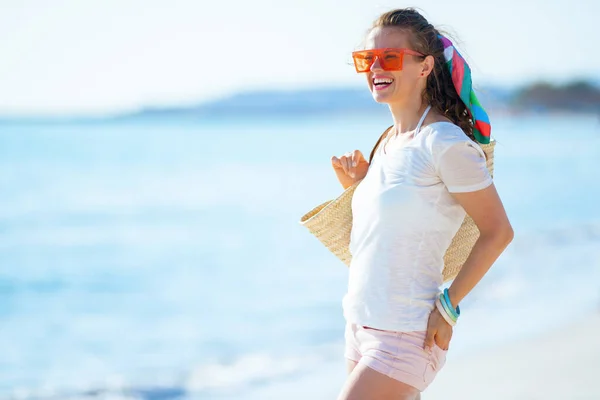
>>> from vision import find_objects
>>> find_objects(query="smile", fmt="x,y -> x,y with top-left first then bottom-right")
373,77 -> 394,90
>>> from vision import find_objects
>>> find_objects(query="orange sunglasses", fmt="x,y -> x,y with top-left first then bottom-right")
351,48 -> 425,73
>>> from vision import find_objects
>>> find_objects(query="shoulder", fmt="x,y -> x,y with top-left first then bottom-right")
419,122 -> 486,164
420,122 -> 470,150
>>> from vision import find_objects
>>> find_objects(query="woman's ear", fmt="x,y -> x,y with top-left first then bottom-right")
421,55 -> 435,77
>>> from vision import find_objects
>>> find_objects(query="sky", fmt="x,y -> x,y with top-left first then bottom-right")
0,0 -> 598,115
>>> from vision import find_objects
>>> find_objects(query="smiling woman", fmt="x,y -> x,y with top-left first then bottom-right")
328,8 -> 514,400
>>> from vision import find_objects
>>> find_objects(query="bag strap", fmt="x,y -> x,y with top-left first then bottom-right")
368,125 -> 394,164
368,105 -> 432,163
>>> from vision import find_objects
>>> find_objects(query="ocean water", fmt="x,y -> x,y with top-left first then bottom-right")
0,112 -> 599,399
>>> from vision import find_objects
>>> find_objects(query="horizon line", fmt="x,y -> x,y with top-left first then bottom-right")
0,78 -> 598,120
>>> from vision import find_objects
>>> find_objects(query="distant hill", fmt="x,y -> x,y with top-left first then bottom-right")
126,86 -> 508,121
2,80 -> 599,123
127,81 -> 599,120
513,81 -> 600,112
127,87 -> 386,119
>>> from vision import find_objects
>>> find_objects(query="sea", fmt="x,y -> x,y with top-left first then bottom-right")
1,111 -> 599,399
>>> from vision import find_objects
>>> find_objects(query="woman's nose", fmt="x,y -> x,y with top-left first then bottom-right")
370,56 -> 383,71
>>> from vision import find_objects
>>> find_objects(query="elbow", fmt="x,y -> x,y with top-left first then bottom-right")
503,224 -> 515,246
482,222 -> 514,248
497,223 -> 514,248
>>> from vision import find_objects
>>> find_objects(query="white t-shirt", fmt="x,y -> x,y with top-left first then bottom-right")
342,121 -> 493,332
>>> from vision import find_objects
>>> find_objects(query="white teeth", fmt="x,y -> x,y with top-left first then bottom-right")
374,78 -> 393,85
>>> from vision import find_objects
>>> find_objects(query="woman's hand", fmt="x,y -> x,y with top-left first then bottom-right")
331,150 -> 369,189
424,307 -> 453,352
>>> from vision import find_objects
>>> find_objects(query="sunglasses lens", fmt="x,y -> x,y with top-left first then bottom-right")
353,50 -> 405,72
380,51 -> 403,71
353,52 -> 374,72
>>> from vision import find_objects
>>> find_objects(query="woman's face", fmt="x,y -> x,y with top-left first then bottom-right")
362,27 -> 426,105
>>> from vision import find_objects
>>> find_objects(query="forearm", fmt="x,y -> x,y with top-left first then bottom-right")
447,229 -> 513,308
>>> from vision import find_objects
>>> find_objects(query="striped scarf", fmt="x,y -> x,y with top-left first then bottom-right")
439,35 -> 491,144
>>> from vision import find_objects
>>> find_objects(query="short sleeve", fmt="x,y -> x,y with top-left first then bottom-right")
431,126 -> 493,193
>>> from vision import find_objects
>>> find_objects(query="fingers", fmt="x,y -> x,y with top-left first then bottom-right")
434,334 -> 449,351
332,153 -> 355,177
423,328 -> 436,353
437,330 -> 453,351
343,152 -> 355,177
332,150 -> 366,180
426,330 -> 453,352
352,150 -> 363,166
331,155 -> 347,174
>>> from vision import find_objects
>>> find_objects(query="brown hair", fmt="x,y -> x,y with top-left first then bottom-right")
367,8 -> 475,163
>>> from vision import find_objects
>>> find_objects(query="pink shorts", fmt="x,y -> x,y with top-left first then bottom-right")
344,322 -> 447,392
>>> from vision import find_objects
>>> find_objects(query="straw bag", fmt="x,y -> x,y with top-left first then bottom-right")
299,139 -> 496,283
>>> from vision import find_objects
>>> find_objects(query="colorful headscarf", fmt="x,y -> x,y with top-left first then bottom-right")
439,35 -> 491,144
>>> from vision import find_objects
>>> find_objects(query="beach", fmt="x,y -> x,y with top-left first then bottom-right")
1,114 -> 599,399
425,313 -> 600,399
235,312 -> 600,400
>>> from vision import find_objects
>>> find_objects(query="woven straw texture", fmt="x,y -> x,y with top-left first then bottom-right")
299,139 -> 496,283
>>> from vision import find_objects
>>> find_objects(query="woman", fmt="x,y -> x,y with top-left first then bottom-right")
331,8 -> 514,399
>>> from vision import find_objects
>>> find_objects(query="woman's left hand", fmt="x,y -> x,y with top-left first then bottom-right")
424,307 -> 453,352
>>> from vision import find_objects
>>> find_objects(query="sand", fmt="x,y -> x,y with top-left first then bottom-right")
229,314 -> 600,399
424,313 -> 600,399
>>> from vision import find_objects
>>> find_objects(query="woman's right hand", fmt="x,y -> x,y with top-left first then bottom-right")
331,150 -> 369,189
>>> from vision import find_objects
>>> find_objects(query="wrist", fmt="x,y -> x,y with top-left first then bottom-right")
447,287 -> 461,309
435,296 -> 457,327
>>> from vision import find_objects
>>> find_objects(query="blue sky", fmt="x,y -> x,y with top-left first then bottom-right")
1,0 -> 598,115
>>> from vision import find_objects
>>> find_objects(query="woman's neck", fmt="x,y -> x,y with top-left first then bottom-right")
388,99 -> 429,134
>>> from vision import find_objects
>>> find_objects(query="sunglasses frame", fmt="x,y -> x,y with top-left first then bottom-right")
351,48 -> 426,73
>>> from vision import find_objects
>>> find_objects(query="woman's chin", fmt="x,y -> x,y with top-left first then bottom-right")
371,91 -> 395,104
369,81 -> 398,102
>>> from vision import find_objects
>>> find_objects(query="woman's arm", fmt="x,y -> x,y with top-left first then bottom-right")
446,182 -> 514,308
424,182 -> 513,351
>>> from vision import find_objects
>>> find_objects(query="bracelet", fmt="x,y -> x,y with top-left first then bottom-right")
443,288 -> 461,318
435,296 -> 456,327
439,293 -> 458,322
